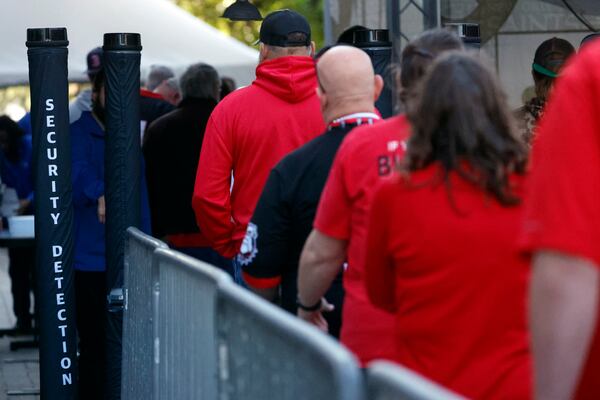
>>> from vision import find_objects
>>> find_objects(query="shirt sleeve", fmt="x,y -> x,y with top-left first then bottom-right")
240,168 -> 290,289
520,54 -> 600,266
192,111 -> 237,258
364,181 -> 397,313
71,124 -> 104,207
314,140 -> 353,240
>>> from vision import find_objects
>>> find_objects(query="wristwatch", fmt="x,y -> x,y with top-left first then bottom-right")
296,297 -> 322,312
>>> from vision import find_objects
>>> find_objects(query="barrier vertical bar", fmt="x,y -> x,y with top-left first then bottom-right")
103,32 -> 142,399
26,27 -> 78,399
121,228 -> 167,400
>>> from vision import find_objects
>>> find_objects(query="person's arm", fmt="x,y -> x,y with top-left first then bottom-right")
71,124 -> 103,207
241,169 -> 291,302
192,113 -> 237,258
530,251 -> 599,400
364,183 -> 396,313
297,229 -> 346,331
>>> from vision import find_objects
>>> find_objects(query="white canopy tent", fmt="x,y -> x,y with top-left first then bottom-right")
1,0 -> 259,88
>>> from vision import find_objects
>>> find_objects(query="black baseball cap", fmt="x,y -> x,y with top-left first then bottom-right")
532,37 -> 575,78
86,47 -> 103,75
258,9 -> 311,47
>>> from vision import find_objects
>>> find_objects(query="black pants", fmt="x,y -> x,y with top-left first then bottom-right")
8,247 -> 34,330
75,270 -> 106,400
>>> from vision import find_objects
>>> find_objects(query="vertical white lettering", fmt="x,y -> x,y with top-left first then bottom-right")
54,276 -> 63,289
51,181 -> 57,193
58,325 -> 67,337
62,373 -> 72,385
47,131 -> 56,144
52,246 -> 63,257
60,357 -> 71,369
54,261 -> 63,273
47,148 -> 57,160
46,115 -> 55,127
62,341 -> 67,353
49,197 -> 59,209
48,164 -> 58,177
57,309 -> 66,321
51,213 -> 60,225
56,293 -> 64,305
45,99 -> 54,111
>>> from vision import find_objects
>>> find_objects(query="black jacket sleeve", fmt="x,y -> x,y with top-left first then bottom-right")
238,168 -> 291,288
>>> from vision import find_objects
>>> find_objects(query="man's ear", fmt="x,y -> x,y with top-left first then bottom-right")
316,86 -> 327,109
373,74 -> 384,102
259,43 -> 269,63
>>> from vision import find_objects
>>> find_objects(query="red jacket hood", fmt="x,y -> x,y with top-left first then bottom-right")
253,56 -> 318,104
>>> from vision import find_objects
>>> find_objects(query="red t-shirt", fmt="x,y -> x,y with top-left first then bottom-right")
520,41 -> 600,400
314,115 -> 409,364
366,166 -> 531,400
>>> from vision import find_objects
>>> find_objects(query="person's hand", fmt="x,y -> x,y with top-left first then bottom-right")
297,298 -> 335,333
97,195 -> 106,224
17,199 -> 31,215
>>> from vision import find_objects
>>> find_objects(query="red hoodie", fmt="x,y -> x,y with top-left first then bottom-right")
193,56 -> 325,258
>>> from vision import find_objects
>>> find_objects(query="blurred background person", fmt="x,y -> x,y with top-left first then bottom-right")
144,64 -> 175,93
365,52 -> 530,399
0,115 -> 33,332
153,76 -> 181,106
516,37 -> 574,144
520,40 -> 600,400
143,63 -> 230,272
70,46 -> 103,123
297,29 -> 463,366
241,46 -> 382,338
140,64 -> 176,135
219,76 -> 237,100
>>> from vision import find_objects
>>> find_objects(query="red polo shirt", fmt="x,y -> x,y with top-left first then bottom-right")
314,115 -> 409,364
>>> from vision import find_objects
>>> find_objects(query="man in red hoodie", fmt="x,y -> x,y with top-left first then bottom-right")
192,9 -> 325,281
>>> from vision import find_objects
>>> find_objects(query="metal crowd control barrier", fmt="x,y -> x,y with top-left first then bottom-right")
121,228 -> 463,400
155,248 -> 232,400
366,361 -> 465,400
121,228 -> 168,400
216,282 -> 364,400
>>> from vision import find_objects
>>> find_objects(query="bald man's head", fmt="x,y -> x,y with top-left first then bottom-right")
316,46 -> 383,123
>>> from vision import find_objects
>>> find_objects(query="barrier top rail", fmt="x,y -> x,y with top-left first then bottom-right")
218,282 -> 365,400
367,361 -> 466,400
126,226 -> 168,251
154,246 -> 232,285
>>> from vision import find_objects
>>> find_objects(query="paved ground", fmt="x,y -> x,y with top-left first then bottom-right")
0,249 -> 40,399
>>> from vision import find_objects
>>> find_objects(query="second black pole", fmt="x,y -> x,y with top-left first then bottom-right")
103,32 -> 143,400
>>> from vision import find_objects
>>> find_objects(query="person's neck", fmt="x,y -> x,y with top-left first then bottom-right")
323,101 -> 376,125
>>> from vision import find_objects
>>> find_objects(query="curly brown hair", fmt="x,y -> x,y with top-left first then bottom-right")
404,52 -> 528,206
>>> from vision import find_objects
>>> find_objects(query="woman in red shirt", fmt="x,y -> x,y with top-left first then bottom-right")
365,52 -> 531,400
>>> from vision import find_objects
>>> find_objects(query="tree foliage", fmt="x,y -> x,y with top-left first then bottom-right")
175,0 -> 324,48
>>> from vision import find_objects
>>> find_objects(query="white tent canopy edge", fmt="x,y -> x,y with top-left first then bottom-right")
1,0 -> 259,88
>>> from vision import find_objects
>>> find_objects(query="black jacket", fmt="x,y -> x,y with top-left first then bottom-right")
143,97 -> 218,238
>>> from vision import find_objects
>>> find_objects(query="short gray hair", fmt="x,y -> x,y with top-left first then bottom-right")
179,63 -> 220,101
146,65 -> 175,91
